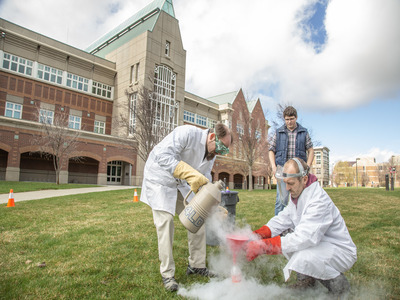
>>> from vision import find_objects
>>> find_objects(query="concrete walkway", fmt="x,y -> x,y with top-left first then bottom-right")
0,185 -> 137,205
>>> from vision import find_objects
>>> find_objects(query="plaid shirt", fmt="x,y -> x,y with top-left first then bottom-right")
269,125 -> 313,160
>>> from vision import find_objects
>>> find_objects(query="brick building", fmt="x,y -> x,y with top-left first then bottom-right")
0,0 -> 270,188
332,155 -> 400,188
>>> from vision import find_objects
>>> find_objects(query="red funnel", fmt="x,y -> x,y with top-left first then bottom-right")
226,234 -> 249,263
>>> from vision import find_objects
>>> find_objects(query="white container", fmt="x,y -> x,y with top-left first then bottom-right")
179,180 -> 224,233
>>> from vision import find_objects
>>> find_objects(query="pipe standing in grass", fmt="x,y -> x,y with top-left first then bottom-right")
141,124 -> 232,292
246,157 -> 357,296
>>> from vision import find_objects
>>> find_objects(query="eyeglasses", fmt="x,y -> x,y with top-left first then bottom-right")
284,117 -> 296,122
215,136 -> 230,155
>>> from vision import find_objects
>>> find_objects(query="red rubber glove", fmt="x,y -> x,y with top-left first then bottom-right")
253,225 -> 272,239
246,236 -> 282,261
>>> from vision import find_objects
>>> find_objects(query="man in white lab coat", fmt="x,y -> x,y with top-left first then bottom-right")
246,157 -> 357,296
141,124 -> 232,291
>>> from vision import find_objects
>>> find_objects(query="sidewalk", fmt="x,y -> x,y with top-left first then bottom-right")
0,185 -> 137,205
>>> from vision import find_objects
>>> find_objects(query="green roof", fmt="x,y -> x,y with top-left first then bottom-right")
246,99 -> 258,112
207,91 -> 239,105
85,0 -> 175,57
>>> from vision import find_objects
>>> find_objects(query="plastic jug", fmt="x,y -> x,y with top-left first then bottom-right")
179,180 -> 224,233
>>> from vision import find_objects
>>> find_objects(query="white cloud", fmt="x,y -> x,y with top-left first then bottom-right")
330,147 -> 395,166
1,0 -> 399,110
176,0 -> 400,110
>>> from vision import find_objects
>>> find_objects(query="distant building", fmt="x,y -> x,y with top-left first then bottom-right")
0,0 -> 270,188
310,146 -> 330,187
332,155 -> 400,188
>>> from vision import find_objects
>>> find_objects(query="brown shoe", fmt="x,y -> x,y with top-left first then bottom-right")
288,273 -> 317,290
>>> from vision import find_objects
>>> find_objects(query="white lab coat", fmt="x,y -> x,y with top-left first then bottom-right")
141,125 -> 215,215
267,181 -> 357,281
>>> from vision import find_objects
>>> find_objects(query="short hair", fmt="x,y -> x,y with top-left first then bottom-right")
215,123 -> 233,144
283,106 -> 297,118
285,157 -> 309,181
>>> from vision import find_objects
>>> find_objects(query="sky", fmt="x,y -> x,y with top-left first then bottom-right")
1,0 -> 399,166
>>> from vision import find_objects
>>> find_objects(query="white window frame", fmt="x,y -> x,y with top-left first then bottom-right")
68,115 -> 81,130
153,65 -> 178,134
129,93 -> 137,134
131,63 -> 139,84
39,109 -> 54,125
183,110 -> 195,123
94,120 -> 105,134
38,64 -> 63,85
2,52 -> 33,76
165,41 -> 170,56
196,114 -> 207,127
67,73 -> 88,92
5,102 -> 22,119
92,81 -> 112,99
208,119 -> 217,129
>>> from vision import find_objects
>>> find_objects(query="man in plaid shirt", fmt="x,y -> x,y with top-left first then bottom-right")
269,106 -> 314,215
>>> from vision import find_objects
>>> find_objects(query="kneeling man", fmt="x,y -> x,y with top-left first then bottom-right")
246,157 -> 357,296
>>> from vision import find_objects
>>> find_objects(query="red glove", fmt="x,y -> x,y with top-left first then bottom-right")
246,236 -> 282,261
253,225 -> 272,239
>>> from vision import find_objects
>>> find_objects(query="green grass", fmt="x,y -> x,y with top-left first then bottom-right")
0,181 -> 100,194
0,187 -> 399,299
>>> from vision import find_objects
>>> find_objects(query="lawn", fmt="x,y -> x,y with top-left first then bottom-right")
0,181 -> 99,194
0,187 -> 399,299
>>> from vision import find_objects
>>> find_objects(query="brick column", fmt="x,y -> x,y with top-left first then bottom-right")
5,132 -> 21,181
97,146 -> 108,185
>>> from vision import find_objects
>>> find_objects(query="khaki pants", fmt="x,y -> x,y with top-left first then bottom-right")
152,192 -> 206,278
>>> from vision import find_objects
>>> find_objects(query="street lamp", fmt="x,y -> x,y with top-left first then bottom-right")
356,158 -> 360,188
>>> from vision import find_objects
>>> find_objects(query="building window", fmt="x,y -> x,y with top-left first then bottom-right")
94,120 -> 105,134
39,109 -> 54,124
237,124 -> 244,136
129,93 -> 137,134
2,52 -> 33,76
92,81 -> 112,99
37,64 -> 63,84
5,102 -> 22,119
68,115 -> 81,130
67,73 -> 88,92
131,63 -> 139,84
255,130 -> 261,140
153,65 -> 177,134
196,114 -> 207,127
183,110 -> 195,123
165,41 -> 170,56
208,119 -> 217,129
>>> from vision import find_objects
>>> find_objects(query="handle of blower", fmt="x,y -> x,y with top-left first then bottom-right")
182,190 -> 193,207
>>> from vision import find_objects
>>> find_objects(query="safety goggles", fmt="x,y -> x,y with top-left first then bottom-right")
215,136 -> 230,155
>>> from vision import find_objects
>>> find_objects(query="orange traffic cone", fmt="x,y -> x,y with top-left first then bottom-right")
7,189 -> 15,207
133,189 -> 139,202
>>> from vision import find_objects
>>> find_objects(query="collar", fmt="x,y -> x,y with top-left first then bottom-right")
291,173 -> 318,206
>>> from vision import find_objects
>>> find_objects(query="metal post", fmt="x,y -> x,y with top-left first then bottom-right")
356,158 -> 360,188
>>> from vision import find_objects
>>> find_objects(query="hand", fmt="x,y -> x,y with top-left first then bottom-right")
246,236 -> 282,261
173,161 -> 209,192
253,225 -> 271,239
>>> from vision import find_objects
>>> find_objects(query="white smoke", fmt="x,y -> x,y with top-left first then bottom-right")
179,208 -> 388,300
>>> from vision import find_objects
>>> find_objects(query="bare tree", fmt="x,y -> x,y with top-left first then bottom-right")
235,108 -> 269,191
32,107 -> 82,184
377,163 -> 388,187
120,84 -> 176,162
332,161 -> 355,187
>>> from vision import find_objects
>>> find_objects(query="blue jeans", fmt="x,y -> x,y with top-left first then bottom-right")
275,182 -> 286,216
